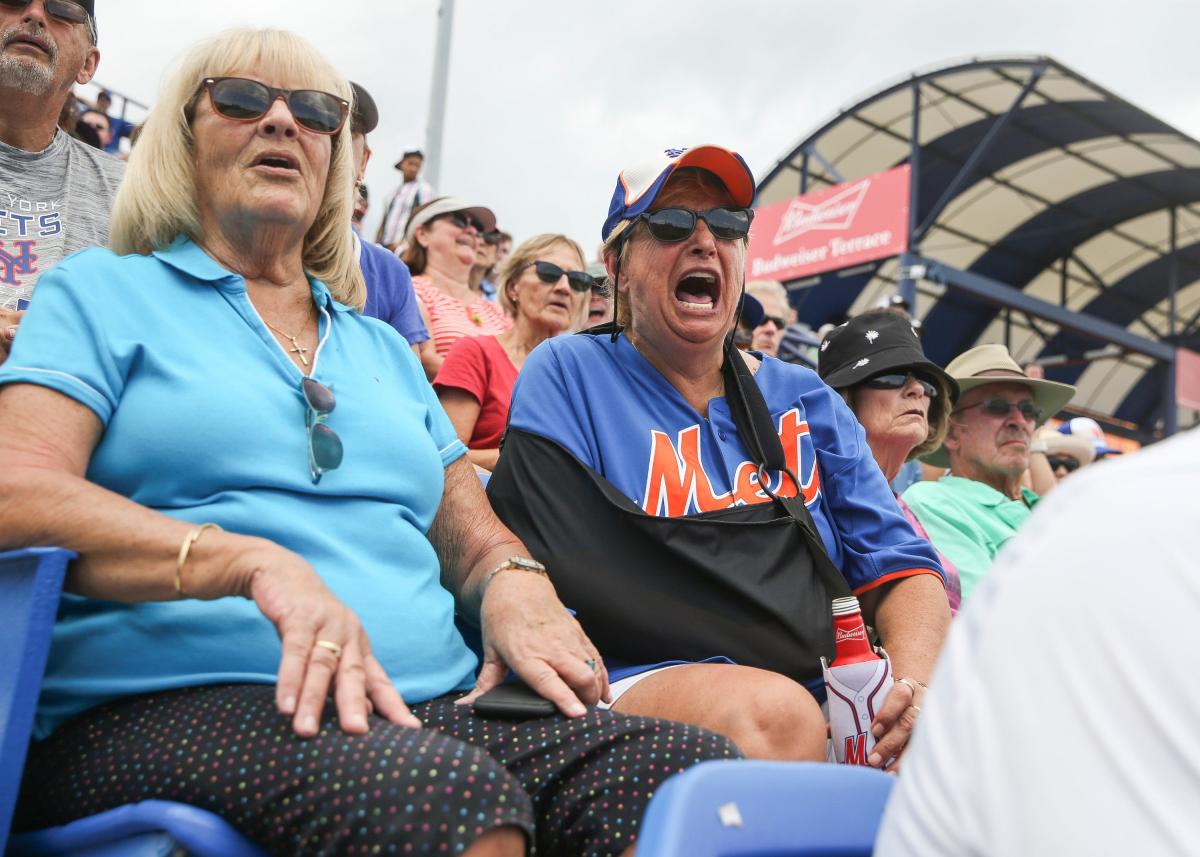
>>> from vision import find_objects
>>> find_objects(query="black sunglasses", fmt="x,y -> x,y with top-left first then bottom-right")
1,0 -> 88,25
437,211 -> 485,233
758,315 -> 789,330
634,207 -> 754,243
482,230 -> 503,246
302,378 -> 343,484
953,397 -> 1044,423
863,372 -> 940,399
1046,454 -> 1081,473
525,260 -> 602,294
201,77 -> 349,136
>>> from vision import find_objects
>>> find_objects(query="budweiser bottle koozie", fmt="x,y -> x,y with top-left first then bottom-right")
821,596 -> 894,765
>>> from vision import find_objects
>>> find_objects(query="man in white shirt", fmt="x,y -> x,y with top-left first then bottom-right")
876,428 -> 1200,856
374,146 -> 434,252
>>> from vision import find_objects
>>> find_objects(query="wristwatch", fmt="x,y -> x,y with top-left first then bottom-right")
485,556 -> 548,586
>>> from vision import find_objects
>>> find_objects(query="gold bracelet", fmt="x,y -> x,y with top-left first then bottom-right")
175,523 -> 222,596
484,556 -> 548,588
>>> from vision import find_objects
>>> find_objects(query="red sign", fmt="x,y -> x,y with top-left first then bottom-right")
746,165 -> 911,282
1176,348 -> 1200,411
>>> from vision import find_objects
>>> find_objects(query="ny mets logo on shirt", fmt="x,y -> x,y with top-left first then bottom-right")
640,407 -> 821,516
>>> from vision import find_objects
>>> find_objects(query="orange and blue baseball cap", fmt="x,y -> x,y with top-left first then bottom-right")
602,145 -> 755,241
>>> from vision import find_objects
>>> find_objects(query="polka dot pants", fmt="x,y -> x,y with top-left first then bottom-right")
16,684 -> 740,855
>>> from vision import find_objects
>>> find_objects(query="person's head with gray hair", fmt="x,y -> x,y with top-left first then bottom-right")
745,279 -> 794,357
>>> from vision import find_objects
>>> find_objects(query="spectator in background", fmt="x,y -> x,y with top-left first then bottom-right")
0,0 -> 123,364
1057,415 -> 1122,460
585,262 -> 614,326
1037,426 -> 1094,482
818,311 -> 963,614
435,234 -> 594,471
346,82 -> 437,372
876,428 -> 1200,857
470,225 -> 501,302
402,197 -> 511,377
93,89 -> 130,154
375,145 -> 434,251
745,279 -> 794,357
76,107 -> 110,148
903,344 -> 1075,602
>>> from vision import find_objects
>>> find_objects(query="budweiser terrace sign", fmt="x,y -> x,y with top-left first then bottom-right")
746,165 -> 910,282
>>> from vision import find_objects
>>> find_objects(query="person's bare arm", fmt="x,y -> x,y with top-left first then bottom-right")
414,300 -> 443,379
860,573 -> 952,769
430,456 -> 607,715
0,382 -> 418,736
0,308 -> 22,366
435,387 -> 500,471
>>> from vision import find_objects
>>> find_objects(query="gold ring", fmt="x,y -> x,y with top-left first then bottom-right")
896,677 -> 921,696
314,640 -> 343,659
905,703 -> 922,715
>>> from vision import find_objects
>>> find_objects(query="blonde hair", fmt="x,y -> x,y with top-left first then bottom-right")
602,167 -> 744,330
497,234 -> 589,329
108,28 -> 365,309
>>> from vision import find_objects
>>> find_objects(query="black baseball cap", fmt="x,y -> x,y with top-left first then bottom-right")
349,81 -> 378,135
817,310 -> 958,401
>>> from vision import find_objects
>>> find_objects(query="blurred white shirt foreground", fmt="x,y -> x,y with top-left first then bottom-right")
876,428 -> 1200,856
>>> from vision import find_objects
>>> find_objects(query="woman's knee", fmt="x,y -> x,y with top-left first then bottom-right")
702,669 -> 826,761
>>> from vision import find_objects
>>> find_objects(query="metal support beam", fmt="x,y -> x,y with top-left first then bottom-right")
805,145 -> 844,185
800,149 -> 810,194
423,0 -> 455,190
913,64 -> 1045,242
1165,207 -> 1179,435
896,81 -> 922,312
918,254 -> 1176,362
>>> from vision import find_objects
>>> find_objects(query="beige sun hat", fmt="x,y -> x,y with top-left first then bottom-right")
922,344 -> 1076,468
1040,427 -> 1096,466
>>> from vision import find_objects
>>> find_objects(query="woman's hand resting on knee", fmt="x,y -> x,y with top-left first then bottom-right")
235,539 -> 421,738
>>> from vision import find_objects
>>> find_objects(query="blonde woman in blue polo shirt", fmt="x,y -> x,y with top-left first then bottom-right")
0,29 -> 735,857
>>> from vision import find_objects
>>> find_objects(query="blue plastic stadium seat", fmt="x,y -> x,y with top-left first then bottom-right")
0,547 -> 264,857
636,759 -> 894,857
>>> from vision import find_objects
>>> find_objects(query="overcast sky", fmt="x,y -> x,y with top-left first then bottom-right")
86,0 -> 1200,260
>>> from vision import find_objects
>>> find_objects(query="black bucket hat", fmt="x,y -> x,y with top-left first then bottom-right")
817,310 -> 959,402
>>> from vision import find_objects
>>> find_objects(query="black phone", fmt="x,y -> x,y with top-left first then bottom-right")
472,682 -> 558,720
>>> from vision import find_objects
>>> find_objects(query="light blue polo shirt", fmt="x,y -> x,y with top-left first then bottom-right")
0,237 -> 476,738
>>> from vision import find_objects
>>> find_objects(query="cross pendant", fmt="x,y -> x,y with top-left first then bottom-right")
287,336 -> 310,367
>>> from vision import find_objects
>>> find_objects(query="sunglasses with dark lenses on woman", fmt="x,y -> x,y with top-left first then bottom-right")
863,372 -> 940,399
1,0 -> 88,25
201,77 -> 349,135
953,397 -> 1044,423
438,211 -> 485,233
1047,454 -> 1081,473
527,260 -> 602,294
635,207 -> 754,243
302,378 -> 343,484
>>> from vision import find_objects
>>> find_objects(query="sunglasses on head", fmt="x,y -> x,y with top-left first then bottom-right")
302,378 -> 343,484
437,211 -> 486,233
1046,454 -> 1081,473
200,77 -> 349,136
863,372 -> 940,399
633,207 -> 754,243
1,0 -> 88,25
953,397 -> 1043,423
526,260 -> 603,294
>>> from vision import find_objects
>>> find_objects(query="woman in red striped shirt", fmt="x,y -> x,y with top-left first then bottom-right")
401,197 -> 511,377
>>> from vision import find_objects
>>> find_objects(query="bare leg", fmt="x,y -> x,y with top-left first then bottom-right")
463,827 -> 526,856
612,664 -> 827,761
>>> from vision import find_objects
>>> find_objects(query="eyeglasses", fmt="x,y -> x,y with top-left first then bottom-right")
1,0 -> 88,25
1046,454 -> 1081,473
482,230 -> 503,246
633,207 -> 755,243
524,260 -> 604,294
302,378 -> 343,484
437,211 -> 485,233
863,372 -> 940,399
953,397 -> 1043,423
200,77 -> 349,136
757,315 -> 789,330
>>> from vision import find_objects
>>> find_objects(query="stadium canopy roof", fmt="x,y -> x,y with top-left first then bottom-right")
757,55 -> 1200,440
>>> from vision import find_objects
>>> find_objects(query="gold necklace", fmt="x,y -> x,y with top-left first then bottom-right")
263,317 -> 311,367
